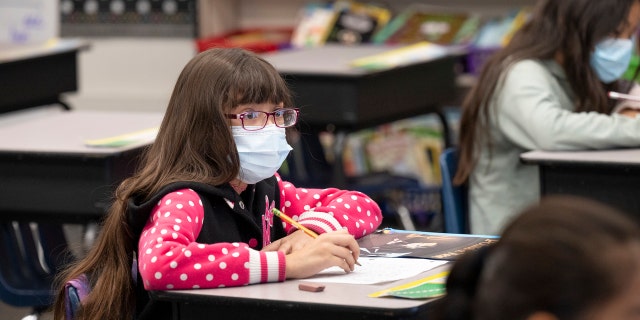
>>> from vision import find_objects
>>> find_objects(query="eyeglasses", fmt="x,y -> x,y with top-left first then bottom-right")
226,108 -> 300,131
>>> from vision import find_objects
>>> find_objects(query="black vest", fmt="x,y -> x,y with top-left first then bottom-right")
127,177 -> 285,319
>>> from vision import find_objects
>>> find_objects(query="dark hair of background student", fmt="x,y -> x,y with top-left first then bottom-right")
431,196 -> 640,320
51,48 -> 293,320
454,0 -> 640,184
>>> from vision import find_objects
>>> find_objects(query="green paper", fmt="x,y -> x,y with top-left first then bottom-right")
387,282 -> 446,299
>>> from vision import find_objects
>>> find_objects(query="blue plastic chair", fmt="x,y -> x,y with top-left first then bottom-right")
439,148 -> 469,233
0,222 -> 54,317
0,222 -> 71,319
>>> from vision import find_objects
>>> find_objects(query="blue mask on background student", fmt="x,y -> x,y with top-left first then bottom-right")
232,125 -> 292,184
590,37 -> 634,83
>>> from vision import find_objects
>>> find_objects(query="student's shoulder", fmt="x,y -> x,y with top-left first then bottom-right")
508,59 -> 552,75
160,188 -> 201,200
156,181 -> 234,202
155,188 -> 202,210
502,59 -> 558,86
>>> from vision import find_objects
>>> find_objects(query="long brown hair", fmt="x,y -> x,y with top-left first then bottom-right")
52,48 -> 292,319
454,0 -> 637,185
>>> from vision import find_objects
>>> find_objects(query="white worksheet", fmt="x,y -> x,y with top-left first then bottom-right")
305,257 -> 447,285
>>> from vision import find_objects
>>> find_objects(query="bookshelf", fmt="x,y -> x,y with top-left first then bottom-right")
198,0 -> 538,37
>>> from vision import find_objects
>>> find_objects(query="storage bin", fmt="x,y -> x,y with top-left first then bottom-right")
465,45 -> 501,75
196,28 -> 293,53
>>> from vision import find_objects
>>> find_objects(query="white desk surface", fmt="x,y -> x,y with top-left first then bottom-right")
261,44 -> 459,76
0,106 -> 164,155
0,38 -> 90,64
159,263 -> 450,311
521,149 -> 640,165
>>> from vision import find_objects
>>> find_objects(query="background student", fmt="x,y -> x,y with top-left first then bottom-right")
52,48 -> 383,320
432,195 -> 640,320
454,0 -> 640,234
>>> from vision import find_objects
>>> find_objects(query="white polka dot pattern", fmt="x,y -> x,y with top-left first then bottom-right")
275,173 -> 382,238
138,188 -> 285,290
138,174 -> 382,291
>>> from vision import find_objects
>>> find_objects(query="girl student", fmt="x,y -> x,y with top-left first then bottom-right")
52,48 -> 382,320
455,0 -> 640,235
432,195 -> 640,320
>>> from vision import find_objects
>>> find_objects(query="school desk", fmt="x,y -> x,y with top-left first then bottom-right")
262,45 -> 461,187
262,44 -> 460,138
0,107 -> 163,223
0,38 -> 89,113
520,149 -> 640,222
150,262 -> 450,320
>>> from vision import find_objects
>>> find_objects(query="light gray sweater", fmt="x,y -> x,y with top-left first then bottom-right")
469,59 -> 640,235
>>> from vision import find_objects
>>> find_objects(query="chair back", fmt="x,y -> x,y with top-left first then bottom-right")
439,148 -> 468,233
0,222 -> 56,310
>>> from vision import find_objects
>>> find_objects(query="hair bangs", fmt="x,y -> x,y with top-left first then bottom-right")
226,56 -> 292,109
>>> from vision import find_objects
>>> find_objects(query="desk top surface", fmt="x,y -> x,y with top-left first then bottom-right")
153,263 -> 450,312
262,44 -> 460,76
0,38 -> 90,64
0,106 -> 164,155
521,149 -> 640,166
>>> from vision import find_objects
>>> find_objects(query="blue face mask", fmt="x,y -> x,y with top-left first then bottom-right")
590,37 -> 634,83
232,125 -> 292,184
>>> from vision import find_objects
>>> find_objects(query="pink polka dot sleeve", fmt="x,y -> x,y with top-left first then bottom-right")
274,174 -> 383,238
137,189 -> 285,290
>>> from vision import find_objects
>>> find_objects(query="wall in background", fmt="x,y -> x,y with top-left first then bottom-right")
60,0 -> 197,37
62,38 -> 195,112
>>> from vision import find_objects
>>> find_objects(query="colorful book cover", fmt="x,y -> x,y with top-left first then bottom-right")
472,7 -> 531,48
383,11 -> 470,45
371,10 -> 413,44
290,4 -> 336,48
324,1 -> 391,45
358,228 -> 498,260
500,7 -> 532,46
349,41 -> 449,70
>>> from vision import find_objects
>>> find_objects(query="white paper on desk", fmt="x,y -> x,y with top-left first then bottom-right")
305,257 -> 447,285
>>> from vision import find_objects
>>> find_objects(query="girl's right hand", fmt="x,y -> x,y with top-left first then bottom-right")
284,229 -> 360,279
618,107 -> 640,118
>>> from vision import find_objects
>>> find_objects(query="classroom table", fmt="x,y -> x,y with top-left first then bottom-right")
0,38 -> 89,113
0,106 -> 164,223
520,149 -> 640,223
262,44 -> 460,136
151,262 -> 450,320
262,45 -> 462,187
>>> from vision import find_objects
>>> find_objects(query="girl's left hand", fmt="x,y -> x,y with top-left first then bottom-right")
261,229 -> 315,254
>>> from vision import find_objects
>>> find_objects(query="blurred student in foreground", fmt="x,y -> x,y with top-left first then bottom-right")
432,195 -> 640,320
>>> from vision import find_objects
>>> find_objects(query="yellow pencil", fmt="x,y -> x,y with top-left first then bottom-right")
272,208 -> 318,238
271,208 -> 361,266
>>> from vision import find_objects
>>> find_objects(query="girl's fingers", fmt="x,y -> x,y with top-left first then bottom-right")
278,242 -> 293,254
261,239 -> 281,251
316,230 -> 360,271
330,245 -> 356,271
327,254 -> 353,273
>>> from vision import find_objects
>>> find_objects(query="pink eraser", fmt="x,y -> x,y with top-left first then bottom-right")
298,282 -> 325,292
